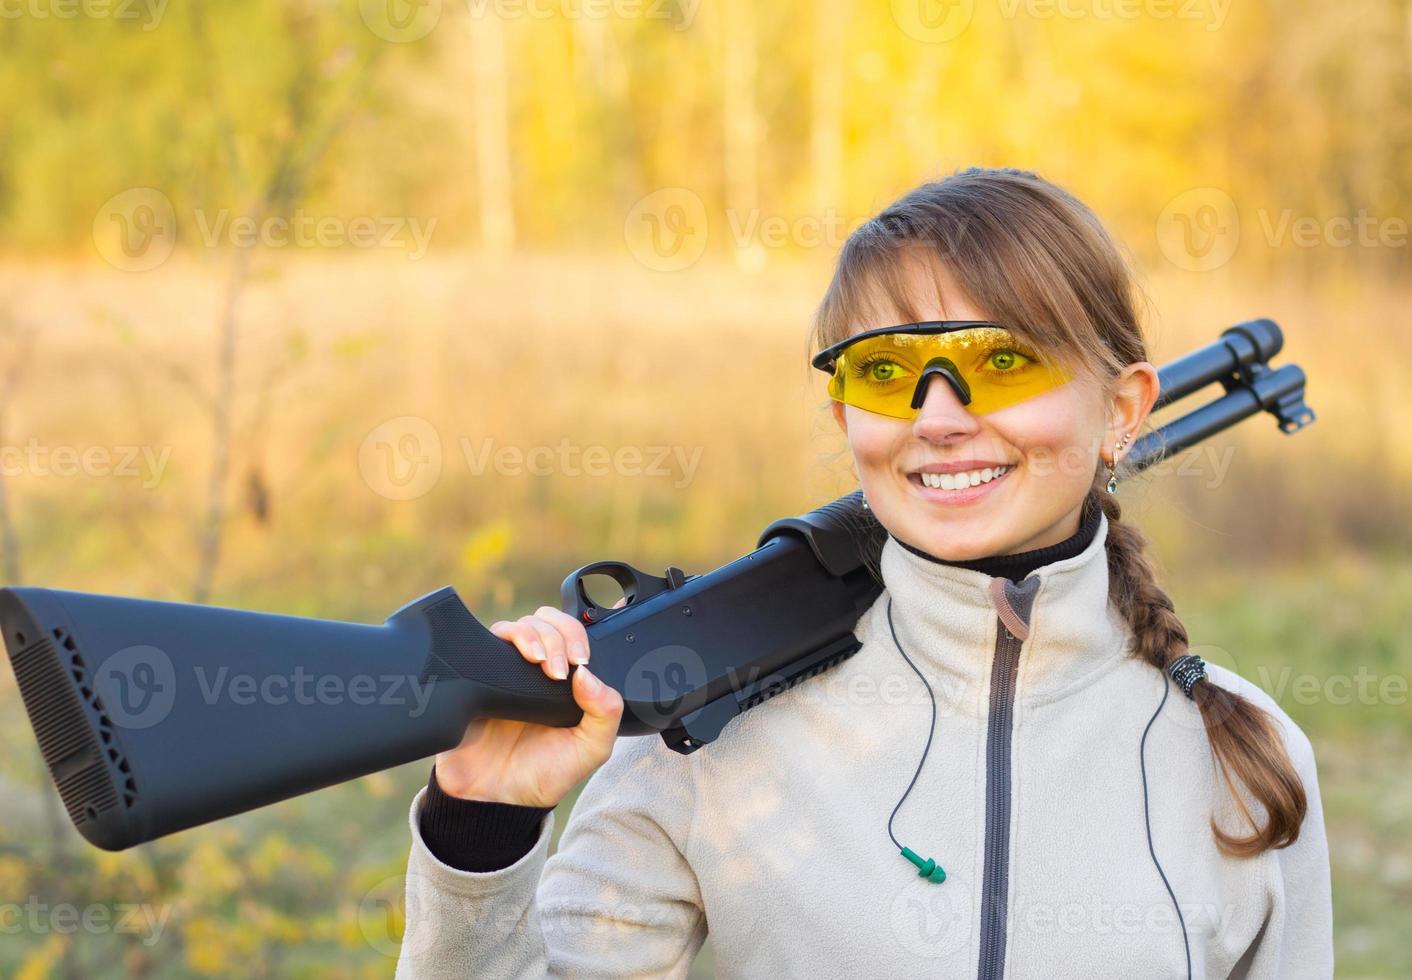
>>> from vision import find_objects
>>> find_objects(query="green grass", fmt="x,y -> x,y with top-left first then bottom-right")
1177,553 -> 1412,977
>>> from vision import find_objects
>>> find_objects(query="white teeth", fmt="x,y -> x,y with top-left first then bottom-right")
919,465 -> 1009,491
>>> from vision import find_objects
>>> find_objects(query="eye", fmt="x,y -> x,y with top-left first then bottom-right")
988,349 -> 1026,371
979,346 -> 1038,376
851,352 -> 912,384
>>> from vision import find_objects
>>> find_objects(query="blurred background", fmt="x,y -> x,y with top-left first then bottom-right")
1,0 -> 1408,976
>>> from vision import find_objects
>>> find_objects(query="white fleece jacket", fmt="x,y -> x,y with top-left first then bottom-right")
394,509 -> 1334,979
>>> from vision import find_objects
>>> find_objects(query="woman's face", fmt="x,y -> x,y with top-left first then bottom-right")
831,258 -> 1159,561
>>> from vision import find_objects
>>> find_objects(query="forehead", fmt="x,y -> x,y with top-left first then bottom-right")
849,249 -> 989,332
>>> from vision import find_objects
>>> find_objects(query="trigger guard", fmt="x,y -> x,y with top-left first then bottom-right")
559,560 -> 689,624
560,560 -> 647,624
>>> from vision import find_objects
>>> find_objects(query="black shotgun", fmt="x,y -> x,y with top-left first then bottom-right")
1,319 -> 1314,850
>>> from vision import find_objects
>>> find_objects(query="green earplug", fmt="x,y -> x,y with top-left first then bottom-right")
900,846 -> 947,883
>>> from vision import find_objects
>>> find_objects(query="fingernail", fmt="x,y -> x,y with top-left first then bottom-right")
579,665 -> 601,692
531,642 -> 548,662
570,641 -> 588,664
552,658 -> 568,680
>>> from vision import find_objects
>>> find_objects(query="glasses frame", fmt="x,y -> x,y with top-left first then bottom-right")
810,319 -> 1014,375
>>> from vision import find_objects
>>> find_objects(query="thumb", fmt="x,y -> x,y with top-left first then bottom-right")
570,664 -> 623,747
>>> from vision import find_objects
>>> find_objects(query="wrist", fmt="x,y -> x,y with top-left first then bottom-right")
431,761 -> 554,808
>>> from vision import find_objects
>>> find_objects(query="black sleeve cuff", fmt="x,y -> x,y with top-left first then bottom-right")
419,765 -> 555,873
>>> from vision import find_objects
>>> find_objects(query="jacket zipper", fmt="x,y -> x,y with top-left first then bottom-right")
978,578 -> 1037,980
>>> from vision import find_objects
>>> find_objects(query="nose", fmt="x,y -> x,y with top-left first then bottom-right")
911,372 -> 982,442
909,358 -> 971,411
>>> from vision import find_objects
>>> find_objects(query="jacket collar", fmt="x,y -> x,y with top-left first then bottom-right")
871,507 -> 1131,713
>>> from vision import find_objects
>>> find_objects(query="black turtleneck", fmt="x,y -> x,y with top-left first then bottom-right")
891,494 -> 1103,582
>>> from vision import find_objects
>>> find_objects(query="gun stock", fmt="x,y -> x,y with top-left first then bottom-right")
0,492 -> 883,850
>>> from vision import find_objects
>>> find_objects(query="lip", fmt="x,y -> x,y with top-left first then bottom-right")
906,463 -> 1014,505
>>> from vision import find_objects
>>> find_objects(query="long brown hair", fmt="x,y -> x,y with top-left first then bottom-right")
811,166 -> 1306,857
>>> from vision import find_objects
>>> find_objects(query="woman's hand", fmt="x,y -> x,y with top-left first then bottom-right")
432,601 -> 626,809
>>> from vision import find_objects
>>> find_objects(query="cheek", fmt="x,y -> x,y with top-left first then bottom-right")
844,405 -> 904,468
991,389 -> 1100,481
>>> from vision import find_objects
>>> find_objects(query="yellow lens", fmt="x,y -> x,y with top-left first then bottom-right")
827,327 -> 1071,420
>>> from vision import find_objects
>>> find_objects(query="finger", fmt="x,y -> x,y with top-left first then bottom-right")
569,664 -> 623,755
535,605 -> 591,665
521,615 -> 569,680
490,620 -> 548,665
491,620 -> 546,663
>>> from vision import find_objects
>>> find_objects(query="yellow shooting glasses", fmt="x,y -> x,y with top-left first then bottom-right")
811,320 -> 1074,421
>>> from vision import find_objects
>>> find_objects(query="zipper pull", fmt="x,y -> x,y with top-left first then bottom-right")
988,576 -> 1038,642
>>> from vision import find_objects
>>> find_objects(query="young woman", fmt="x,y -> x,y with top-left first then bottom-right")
394,167 -> 1333,979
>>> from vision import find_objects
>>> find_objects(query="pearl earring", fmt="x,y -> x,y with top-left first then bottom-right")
1106,432 -> 1133,494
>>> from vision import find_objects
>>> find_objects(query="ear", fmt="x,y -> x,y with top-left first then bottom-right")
1106,361 -> 1161,461
830,399 -> 847,435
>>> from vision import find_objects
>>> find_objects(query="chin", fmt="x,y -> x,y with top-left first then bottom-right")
900,525 -> 995,561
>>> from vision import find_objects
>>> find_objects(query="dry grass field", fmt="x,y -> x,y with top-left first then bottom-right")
0,252 -> 1407,976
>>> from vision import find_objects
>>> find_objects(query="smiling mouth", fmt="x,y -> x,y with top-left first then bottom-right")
907,464 -> 1013,492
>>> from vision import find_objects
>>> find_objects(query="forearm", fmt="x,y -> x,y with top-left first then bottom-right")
394,783 -> 556,980
393,735 -> 707,978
